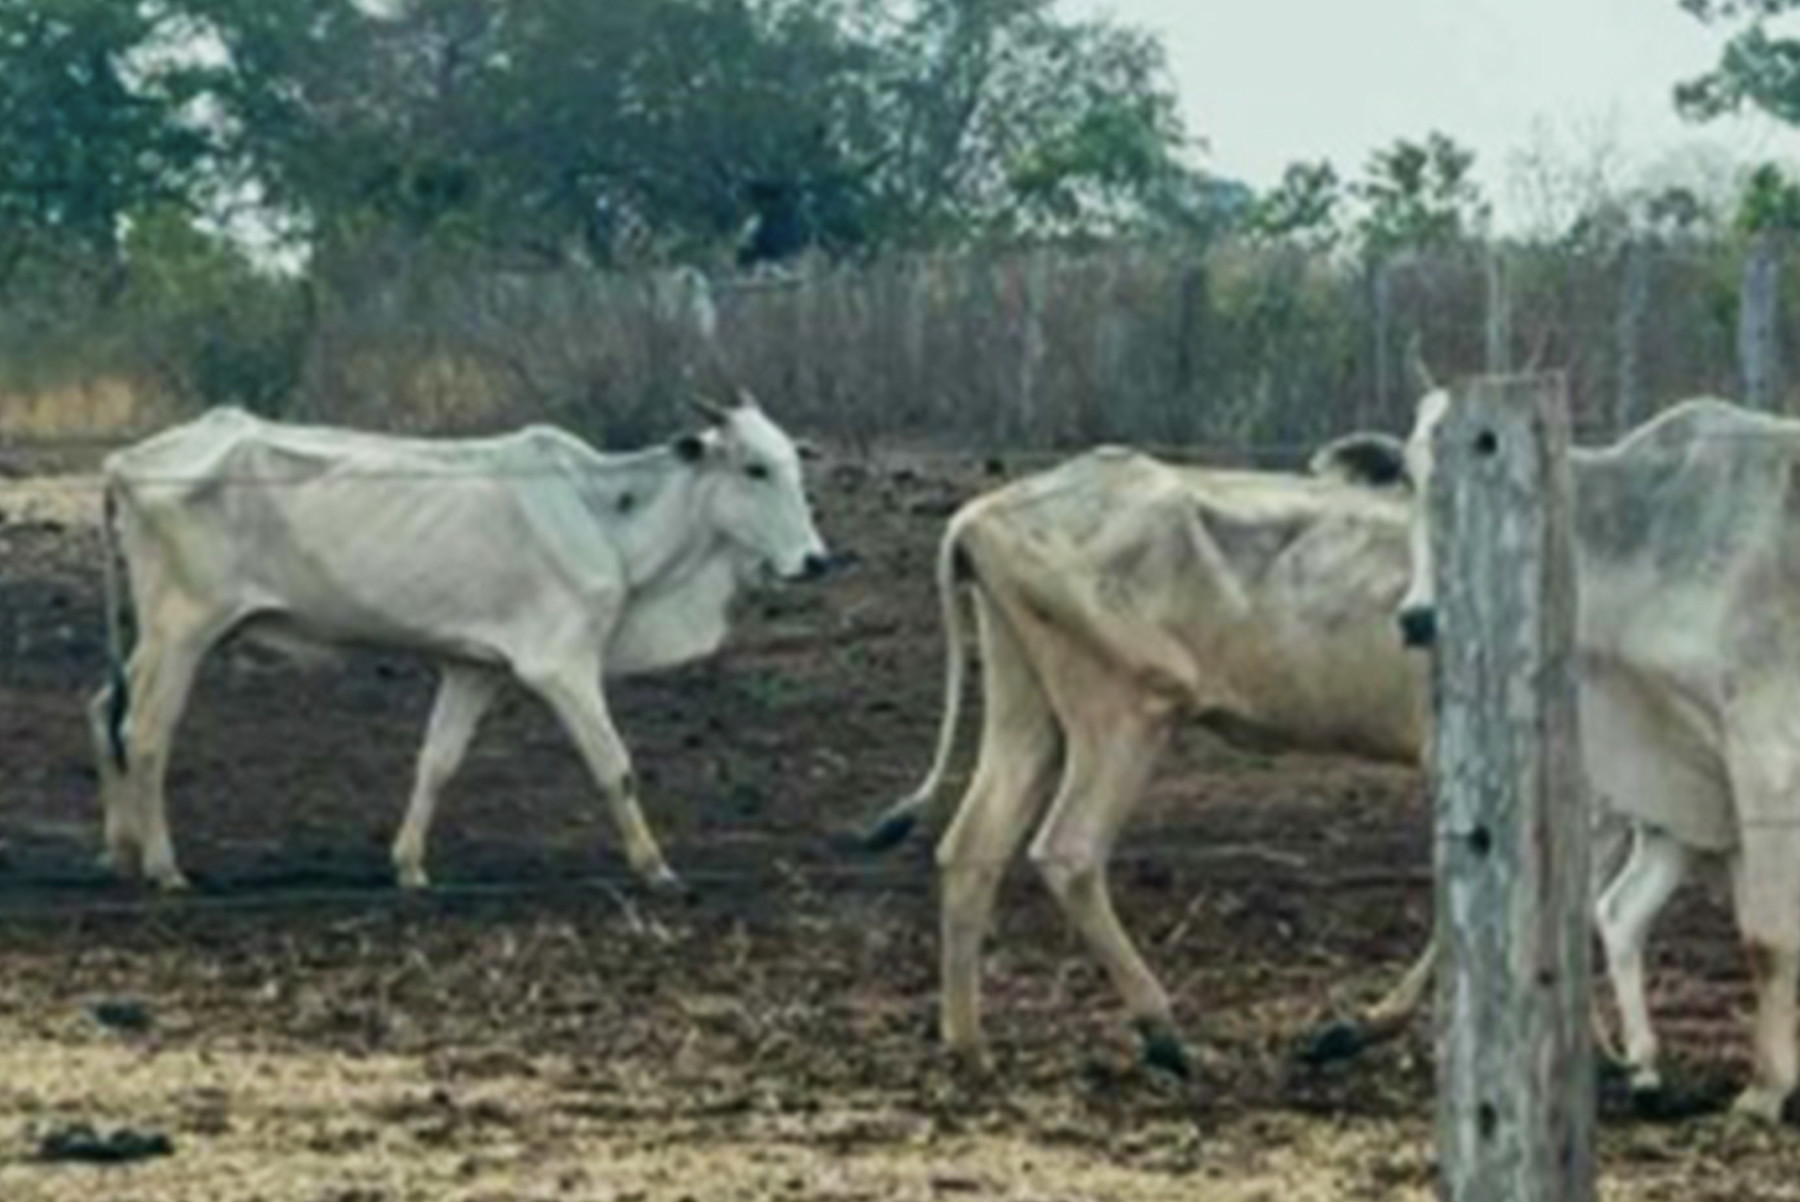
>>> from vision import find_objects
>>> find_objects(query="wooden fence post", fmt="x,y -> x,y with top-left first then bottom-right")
1370,257 -> 1394,425
1615,237 -> 1648,434
1484,246 -> 1511,375
1016,247 -> 1049,443
1429,373 -> 1592,1202
1740,231 -> 1783,410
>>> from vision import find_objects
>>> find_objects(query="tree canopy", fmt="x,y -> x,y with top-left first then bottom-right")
1677,0 -> 1800,125
0,0 -> 1220,280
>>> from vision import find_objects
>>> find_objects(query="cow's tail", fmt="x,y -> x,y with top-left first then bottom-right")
98,478 -> 130,771
861,519 -> 971,852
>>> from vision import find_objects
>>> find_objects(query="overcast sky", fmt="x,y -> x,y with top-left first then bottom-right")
1071,0 -> 1797,224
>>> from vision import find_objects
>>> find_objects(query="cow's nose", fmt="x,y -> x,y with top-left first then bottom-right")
799,552 -> 833,581
1397,605 -> 1438,649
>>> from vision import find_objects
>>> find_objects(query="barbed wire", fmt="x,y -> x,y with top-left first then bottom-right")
2,793 -> 1793,925
3,431 -> 1797,494
0,839 -> 1416,921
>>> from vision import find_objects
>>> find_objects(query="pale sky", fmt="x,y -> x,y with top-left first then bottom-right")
1072,0 -> 1799,226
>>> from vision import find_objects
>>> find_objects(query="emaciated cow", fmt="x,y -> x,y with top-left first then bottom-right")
861,445 -> 1431,1074
1393,389 -> 1800,1122
91,394 -> 828,893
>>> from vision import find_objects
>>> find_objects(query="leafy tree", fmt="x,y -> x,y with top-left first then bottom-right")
173,0 -> 498,264
0,0 -> 1204,282
485,0 -> 887,264
1736,161 -> 1800,233
119,205 -> 306,412
1352,132 -> 1488,257
165,0 -> 1198,265
1642,185 -> 1716,238
0,0 -> 211,286
1245,161 -> 1343,248
1677,0 -> 1800,124
875,0 -> 1197,241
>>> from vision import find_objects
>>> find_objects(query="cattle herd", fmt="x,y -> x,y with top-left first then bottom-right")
31,375 -> 1800,1129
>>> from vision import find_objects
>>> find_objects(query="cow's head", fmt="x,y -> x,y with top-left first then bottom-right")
1309,432 -> 1410,489
1394,387 -> 1452,649
676,391 -> 831,582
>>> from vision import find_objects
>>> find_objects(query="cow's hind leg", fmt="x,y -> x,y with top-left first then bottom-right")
1027,704 -> 1179,1075
1728,829 -> 1800,1122
123,619 -> 220,891
936,596 -> 1060,1067
1724,725 -> 1800,1123
1299,931 -> 1440,1064
87,682 -> 138,878
1595,824 -> 1690,1097
392,665 -> 501,889
523,661 -> 680,894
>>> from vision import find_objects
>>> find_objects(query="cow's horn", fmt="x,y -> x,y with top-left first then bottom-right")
734,386 -> 760,410
1404,333 -> 1439,394
689,395 -> 733,426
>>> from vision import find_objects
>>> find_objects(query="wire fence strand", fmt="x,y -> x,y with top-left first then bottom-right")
3,430 -> 1797,494
0,838 -> 1420,921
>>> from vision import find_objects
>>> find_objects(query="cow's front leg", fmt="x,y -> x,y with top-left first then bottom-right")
526,662 -> 683,896
1730,838 -> 1800,1123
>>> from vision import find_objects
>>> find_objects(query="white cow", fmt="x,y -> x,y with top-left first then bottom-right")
860,445 -> 1433,1074
1395,389 -> 1800,1122
91,395 -> 829,893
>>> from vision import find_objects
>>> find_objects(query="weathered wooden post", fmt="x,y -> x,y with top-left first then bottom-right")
1615,236 -> 1649,433
1484,246 -> 1511,375
1740,231 -> 1783,410
1429,373 -> 1591,1202
1016,247 -> 1049,444
1370,257 -> 1394,424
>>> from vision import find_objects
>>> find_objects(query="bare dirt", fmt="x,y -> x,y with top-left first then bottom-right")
0,452 -> 1795,1201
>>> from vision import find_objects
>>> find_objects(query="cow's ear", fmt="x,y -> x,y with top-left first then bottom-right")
1309,433 -> 1410,490
672,432 -> 710,463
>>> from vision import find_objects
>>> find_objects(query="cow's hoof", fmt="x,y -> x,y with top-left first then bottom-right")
394,864 -> 430,892
1730,1086 -> 1787,1125
145,866 -> 190,893
98,843 -> 142,881
1595,1046 -> 1632,1085
944,1042 -> 994,1082
862,809 -> 917,853
1298,1020 -> 1369,1066
1134,1017 -> 1191,1080
1629,1084 -> 1682,1122
645,867 -> 691,900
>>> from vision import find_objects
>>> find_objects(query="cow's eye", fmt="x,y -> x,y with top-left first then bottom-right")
745,462 -> 771,481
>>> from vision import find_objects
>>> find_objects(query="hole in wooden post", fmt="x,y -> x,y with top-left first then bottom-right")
1473,429 -> 1499,456
1469,826 -> 1492,858
1477,1102 -> 1498,1140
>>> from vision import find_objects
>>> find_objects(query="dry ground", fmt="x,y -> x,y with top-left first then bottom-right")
0,449 -> 1796,1200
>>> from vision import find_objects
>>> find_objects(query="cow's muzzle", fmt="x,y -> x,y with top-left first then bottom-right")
1397,605 -> 1438,649
784,550 -> 855,582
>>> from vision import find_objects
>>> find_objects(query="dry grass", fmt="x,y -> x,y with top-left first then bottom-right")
0,1026 -> 1438,1202
0,377 -> 158,442
3,1027 -> 1791,1201
0,475 -> 102,530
